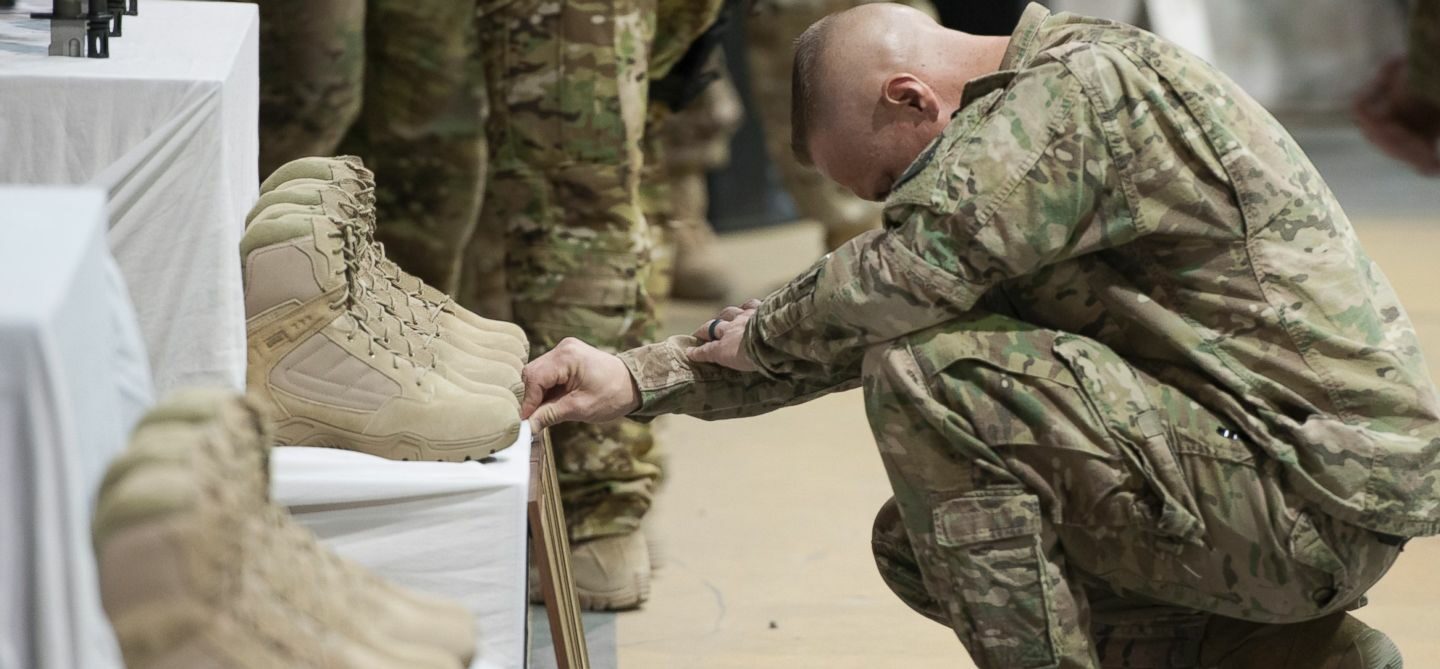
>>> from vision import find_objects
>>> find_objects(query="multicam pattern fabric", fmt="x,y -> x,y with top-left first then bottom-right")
739,3 -> 1440,537
229,0 -> 363,177
653,0 -> 725,81
474,0 -> 720,541
230,0 -> 486,294
1413,0 -> 1440,105
224,0 -> 486,295
859,315 -> 1400,668
619,3 -> 1439,665
341,1 -> 488,296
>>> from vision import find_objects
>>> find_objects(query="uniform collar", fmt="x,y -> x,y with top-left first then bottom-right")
1001,3 -> 1051,73
956,2 -> 1050,111
890,3 -> 1052,194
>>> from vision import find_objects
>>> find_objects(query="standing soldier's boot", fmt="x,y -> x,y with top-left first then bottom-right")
1202,613 -> 1403,669
669,199 -> 728,301
570,531 -> 653,611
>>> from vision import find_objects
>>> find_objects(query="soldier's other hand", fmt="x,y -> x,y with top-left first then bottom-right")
689,298 -> 763,341
687,302 -> 760,372
522,338 -> 640,432
1353,57 -> 1440,175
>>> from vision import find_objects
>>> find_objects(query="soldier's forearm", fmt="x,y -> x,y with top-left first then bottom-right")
619,335 -> 860,421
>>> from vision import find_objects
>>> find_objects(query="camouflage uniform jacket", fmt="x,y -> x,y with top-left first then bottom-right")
622,4 -> 1440,536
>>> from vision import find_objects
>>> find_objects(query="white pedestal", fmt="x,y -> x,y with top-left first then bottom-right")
271,423 -> 533,669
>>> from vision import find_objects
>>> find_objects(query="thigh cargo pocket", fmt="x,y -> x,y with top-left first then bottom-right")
1052,335 -> 1205,543
934,491 -> 1058,669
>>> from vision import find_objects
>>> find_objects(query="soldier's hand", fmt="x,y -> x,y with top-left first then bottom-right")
521,338 -> 640,432
687,299 -> 761,372
689,298 -> 762,340
1354,57 -> 1440,175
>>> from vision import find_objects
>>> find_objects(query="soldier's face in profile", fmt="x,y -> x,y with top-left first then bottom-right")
808,81 -> 952,202
810,130 -> 902,202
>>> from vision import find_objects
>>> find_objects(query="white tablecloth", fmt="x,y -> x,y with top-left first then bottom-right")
272,422 -> 534,669
0,187 -> 153,669
0,0 -> 259,395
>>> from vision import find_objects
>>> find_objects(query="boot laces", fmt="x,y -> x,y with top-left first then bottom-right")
324,216 -> 434,386
332,198 -> 441,341
332,180 -> 447,314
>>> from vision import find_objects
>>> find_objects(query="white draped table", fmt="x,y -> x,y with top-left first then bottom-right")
0,0 -> 259,395
0,187 -> 153,669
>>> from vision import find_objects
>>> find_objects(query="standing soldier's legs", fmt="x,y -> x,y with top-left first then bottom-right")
860,313 -> 1404,668
236,0 -> 366,177
476,0 -> 662,576
641,107 -> 677,307
657,51 -> 742,302
339,0 -> 487,295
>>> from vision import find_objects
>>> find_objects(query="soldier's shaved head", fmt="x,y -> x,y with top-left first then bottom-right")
790,3 -> 1010,201
791,4 -> 937,163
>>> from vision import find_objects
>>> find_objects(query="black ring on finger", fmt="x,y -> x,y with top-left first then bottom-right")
708,318 -> 721,341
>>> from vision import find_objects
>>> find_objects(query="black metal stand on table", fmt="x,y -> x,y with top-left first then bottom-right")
30,0 -> 137,58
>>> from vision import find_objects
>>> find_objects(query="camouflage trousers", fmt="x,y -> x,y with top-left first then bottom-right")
473,0 -> 663,542
232,0 -> 487,294
861,313 -> 1403,668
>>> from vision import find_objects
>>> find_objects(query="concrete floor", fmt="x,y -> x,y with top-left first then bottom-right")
600,126 -> 1440,668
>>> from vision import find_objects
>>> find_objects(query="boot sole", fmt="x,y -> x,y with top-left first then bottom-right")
274,417 -> 519,462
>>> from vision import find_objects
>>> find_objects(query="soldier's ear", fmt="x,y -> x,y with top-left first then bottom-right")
882,74 -> 937,117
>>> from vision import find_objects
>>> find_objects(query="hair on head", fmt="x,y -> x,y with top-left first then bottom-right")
790,16 -> 836,166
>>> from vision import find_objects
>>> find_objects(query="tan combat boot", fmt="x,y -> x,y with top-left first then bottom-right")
247,202 -> 524,402
248,186 -> 526,372
93,389 -> 466,669
570,531 -> 652,611
668,176 -> 730,302
1203,612 -> 1403,668
260,156 -> 530,359
103,389 -> 479,665
242,210 -> 519,460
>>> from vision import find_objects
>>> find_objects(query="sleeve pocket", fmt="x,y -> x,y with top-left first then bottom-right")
934,491 -> 1059,669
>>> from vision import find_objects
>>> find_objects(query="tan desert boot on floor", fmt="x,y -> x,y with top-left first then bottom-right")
668,182 -> 730,302
99,390 -> 479,665
1202,612 -> 1403,668
248,187 -> 526,371
243,210 -> 519,460
93,391 -> 464,669
570,530 -> 652,611
260,155 -> 530,359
